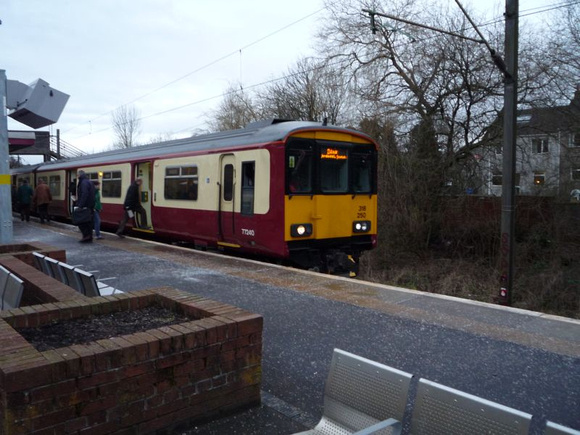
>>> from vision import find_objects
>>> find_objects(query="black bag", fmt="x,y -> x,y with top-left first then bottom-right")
72,207 -> 92,225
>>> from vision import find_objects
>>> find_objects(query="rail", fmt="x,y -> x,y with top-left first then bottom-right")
50,135 -> 86,160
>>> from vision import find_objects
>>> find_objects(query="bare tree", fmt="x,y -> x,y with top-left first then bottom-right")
538,3 -> 580,105
9,156 -> 23,169
316,0 -> 508,259
207,84 -> 261,132
147,132 -> 176,145
111,105 -> 141,149
208,58 -> 354,132
258,57 -> 352,124
321,0 -> 508,157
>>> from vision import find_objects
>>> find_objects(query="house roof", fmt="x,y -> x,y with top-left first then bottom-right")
518,88 -> 580,135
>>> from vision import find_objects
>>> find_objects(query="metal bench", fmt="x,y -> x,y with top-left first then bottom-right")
294,349 -> 412,435
44,256 -> 64,280
31,252 -> 120,297
32,252 -> 51,275
409,378 -> 532,434
545,421 -> 580,435
74,268 -> 118,297
58,262 -> 84,293
2,272 -> 24,310
0,266 -> 11,308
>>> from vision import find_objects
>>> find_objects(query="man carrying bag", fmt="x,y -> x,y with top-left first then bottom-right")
75,170 -> 95,243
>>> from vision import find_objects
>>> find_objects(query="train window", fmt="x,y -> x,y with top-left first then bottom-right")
48,175 -> 61,196
351,152 -> 373,193
320,144 -> 348,193
18,176 -> 31,185
164,166 -> 198,201
223,164 -> 234,201
287,145 -> 313,194
241,161 -> 255,215
101,171 -> 122,198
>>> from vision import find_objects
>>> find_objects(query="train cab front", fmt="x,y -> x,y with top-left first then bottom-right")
283,129 -> 378,276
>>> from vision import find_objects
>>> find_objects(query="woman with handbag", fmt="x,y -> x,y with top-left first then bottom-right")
75,170 -> 95,243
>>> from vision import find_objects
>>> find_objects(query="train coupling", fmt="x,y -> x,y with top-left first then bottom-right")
325,251 -> 358,277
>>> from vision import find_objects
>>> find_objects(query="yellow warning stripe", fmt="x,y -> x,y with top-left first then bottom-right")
0,174 -> 11,185
217,242 -> 241,248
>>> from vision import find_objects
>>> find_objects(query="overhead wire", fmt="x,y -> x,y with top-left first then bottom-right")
63,7 -> 324,138
66,1 -> 575,141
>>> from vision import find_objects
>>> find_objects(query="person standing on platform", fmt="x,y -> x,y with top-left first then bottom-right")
116,177 -> 149,238
16,179 -> 33,222
32,179 -> 52,224
93,181 -> 103,239
76,170 -> 95,243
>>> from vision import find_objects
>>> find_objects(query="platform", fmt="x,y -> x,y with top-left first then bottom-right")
8,218 -> 580,434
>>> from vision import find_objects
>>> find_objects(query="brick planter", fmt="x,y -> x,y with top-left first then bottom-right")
0,241 -> 66,266
0,287 -> 262,434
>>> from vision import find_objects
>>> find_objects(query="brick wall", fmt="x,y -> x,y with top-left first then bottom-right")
0,252 -> 263,434
0,241 -> 66,266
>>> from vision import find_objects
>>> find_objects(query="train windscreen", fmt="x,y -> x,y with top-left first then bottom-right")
286,139 -> 376,195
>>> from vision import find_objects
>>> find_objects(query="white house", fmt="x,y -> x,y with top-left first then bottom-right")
480,87 -> 580,201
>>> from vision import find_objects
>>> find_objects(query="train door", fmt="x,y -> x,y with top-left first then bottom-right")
135,162 -> 154,231
218,154 -> 237,244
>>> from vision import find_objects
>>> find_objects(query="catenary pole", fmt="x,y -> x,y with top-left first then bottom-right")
498,0 -> 518,306
362,3 -> 519,305
0,70 -> 14,244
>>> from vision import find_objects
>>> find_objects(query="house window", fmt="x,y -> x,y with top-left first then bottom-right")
533,172 -> 546,185
532,138 -> 549,154
517,114 -> 531,124
572,167 -> 580,181
572,133 -> 580,147
492,172 -> 520,186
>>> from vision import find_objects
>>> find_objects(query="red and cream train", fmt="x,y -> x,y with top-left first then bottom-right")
12,120 -> 378,275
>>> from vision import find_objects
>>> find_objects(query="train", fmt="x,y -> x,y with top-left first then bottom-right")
11,119 -> 378,275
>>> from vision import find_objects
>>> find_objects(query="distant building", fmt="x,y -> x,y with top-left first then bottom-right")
479,87 -> 580,201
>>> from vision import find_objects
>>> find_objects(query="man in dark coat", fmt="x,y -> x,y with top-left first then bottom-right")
115,177 -> 149,238
16,179 -> 34,222
76,170 -> 96,243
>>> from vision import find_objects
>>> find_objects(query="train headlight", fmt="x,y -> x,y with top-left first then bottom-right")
353,220 -> 371,233
291,223 -> 313,237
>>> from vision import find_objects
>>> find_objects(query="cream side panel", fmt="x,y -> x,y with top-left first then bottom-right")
153,149 -> 270,214
154,155 -> 220,211
236,149 -> 270,214
37,170 -> 66,200
79,164 -> 132,205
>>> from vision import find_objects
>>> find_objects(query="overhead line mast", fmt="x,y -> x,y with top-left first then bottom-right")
364,0 -> 519,306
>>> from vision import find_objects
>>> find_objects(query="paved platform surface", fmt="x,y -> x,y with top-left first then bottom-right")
7,219 -> 580,434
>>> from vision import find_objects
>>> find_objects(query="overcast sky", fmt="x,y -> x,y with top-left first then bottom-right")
2,0 -> 556,163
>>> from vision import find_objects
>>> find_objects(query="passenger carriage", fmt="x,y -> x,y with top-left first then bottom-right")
11,120 -> 378,275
